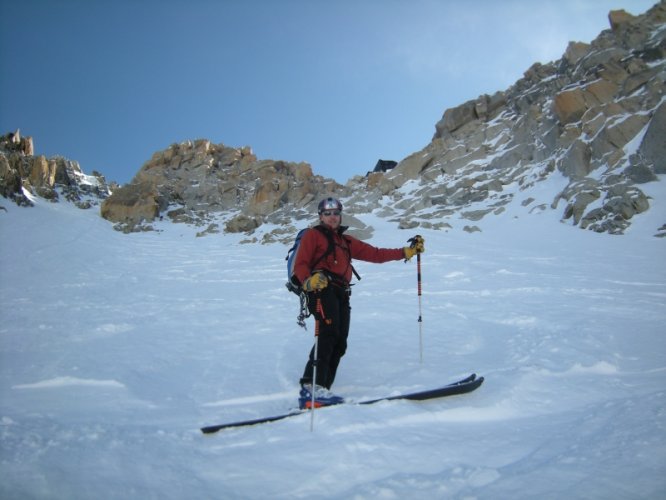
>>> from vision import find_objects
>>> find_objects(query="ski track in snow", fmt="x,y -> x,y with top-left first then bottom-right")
1,191 -> 665,499
12,376 -> 126,390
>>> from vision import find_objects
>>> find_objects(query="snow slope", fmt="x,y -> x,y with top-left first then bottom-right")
1,186 -> 665,499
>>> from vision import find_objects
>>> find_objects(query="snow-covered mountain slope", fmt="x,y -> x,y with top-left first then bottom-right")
1,182 -> 665,498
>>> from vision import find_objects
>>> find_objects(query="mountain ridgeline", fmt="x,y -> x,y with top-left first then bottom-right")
1,2 -> 664,239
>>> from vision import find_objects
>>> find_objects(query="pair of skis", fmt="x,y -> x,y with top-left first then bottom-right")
201,373 -> 483,434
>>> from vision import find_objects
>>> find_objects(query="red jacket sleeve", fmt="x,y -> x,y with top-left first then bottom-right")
347,236 -> 405,264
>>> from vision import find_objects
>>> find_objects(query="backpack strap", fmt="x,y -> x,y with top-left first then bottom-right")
343,235 -> 362,283
313,225 -> 362,285
311,225 -> 335,268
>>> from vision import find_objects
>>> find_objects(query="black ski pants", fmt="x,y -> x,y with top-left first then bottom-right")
300,284 -> 351,389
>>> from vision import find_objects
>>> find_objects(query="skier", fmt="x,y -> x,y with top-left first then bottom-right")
291,197 -> 425,409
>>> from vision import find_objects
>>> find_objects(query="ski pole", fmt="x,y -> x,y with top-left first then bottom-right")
408,235 -> 424,363
417,249 -> 423,363
310,296 -> 323,431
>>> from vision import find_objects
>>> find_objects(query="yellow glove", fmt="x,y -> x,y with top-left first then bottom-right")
302,272 -> 329,292
404,235 -> 425,261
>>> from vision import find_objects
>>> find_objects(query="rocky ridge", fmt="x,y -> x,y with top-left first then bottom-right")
1,3 -> 664,240
341,2 -> 665,236
99,140 -> 350,237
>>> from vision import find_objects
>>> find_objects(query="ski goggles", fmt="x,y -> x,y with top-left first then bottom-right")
321,210 -> 341,216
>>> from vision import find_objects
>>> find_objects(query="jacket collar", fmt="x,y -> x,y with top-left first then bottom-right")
317,223 -> 348,235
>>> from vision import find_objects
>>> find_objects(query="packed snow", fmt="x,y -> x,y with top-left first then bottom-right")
1,182 -> 665,499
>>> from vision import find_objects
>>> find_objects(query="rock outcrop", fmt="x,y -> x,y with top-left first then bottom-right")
0,131 -> 111,208
100,139 -> 348,233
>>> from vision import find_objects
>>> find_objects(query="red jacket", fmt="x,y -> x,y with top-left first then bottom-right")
293,224 -> 405,285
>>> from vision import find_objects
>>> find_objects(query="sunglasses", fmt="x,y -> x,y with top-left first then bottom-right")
321,210 -> 341,216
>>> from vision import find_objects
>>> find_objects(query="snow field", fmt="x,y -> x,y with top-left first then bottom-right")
1,191 -> 665,499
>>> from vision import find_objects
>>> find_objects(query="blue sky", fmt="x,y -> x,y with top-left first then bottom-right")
0,0 -> 657,185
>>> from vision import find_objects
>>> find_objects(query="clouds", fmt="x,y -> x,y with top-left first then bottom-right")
375,0 -> 655,105
386,3 -> 544,80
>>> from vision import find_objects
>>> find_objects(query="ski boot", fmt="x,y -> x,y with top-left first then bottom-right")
298,384 -> 344,409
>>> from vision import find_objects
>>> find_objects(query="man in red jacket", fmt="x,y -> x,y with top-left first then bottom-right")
291,197 -> 424,409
